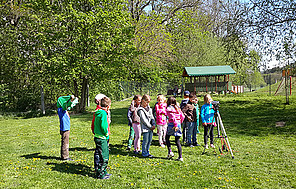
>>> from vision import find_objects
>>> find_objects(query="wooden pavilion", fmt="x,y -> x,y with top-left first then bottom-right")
182,66 -> 236,94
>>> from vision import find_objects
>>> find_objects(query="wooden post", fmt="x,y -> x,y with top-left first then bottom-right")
211,76 -> 213,93
41,86 -> 45,115
215,76 -> 217,93
218,76 -> 220,93
199,77 -> 201,92
227,75 -> 229,91
290,76 -> 292,96
182,77 -> 184,95
224,75 -> 227,95
194,77 -> 196,94
87,84 -> 90,107
206,77 -> 208,92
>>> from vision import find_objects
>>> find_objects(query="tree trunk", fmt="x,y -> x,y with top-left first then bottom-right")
77,76 -> 88,112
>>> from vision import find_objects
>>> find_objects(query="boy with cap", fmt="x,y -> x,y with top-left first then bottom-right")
180,90 -> 190,109
91,94 -> 111,172
93,97 -> 112,179
180,91 -> 190,143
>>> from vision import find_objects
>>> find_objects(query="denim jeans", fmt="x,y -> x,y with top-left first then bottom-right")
142,130 -> 153,157
186,122 -> 197,144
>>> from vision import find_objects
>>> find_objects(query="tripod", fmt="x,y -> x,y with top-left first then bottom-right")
202,105 -> 234,159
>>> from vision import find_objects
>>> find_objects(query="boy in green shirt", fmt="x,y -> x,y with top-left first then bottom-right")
93,97 -> 112,179
57,95 -> 78,160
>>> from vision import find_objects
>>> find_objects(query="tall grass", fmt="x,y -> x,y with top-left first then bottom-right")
0,94 -> 295,188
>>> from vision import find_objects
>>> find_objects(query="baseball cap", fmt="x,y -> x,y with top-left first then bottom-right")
95,94 -> 107,101
184,91 -> 190,96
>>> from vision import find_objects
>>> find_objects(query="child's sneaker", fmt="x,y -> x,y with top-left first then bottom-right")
167,152 -> 174,159
210,144 -> 215,148
193,143 -> 200,146
177,157 -> 183,161
100,175 -> 110,179
161,144 -> 165,148
205,144 -> 209,149
148,154 -> 154,158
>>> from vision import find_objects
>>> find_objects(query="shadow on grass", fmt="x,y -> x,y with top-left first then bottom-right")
109,143 -> 129,156
109,142 -> 168,160
69,147 -> 94,151
21,152 -> 60,160
46,162 -> 94,178
216,98 -> 296,137
109,108 -> 128,125
21,152 -> 94,178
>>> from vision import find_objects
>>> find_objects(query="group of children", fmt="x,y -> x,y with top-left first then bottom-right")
126,91 -> 217,161
57,91 -> 216,180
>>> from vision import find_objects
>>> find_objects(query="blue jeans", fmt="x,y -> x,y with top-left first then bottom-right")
186,122 -> 197,144
142,130 -> 153,157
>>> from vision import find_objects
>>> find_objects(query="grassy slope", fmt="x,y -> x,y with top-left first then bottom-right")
254,76 -> 296,96
0,95 -> 296,188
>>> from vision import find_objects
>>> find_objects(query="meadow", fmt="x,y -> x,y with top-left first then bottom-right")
0,94 -> 296,188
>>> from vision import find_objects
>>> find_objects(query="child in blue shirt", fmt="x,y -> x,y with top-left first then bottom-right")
201,94 -> 216,149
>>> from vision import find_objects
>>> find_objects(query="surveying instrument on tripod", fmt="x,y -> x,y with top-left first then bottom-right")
202,101 -> 234,159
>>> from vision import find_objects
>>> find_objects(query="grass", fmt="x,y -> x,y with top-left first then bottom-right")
0,94 -> 296,188
254,76 -> 296,96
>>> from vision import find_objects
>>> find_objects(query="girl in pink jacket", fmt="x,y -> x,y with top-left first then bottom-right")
155,95 -> 167,147
166,96 -> 185,161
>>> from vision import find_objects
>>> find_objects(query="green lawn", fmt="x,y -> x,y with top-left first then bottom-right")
0,94 -> 296,188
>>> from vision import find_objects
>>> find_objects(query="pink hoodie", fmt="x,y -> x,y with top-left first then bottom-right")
166,105 -> 185,127
155,103 -> 167,125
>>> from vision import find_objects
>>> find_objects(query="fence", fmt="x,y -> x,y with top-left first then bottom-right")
117,81 -> 175,100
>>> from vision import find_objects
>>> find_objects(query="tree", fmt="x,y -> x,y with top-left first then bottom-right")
246,0 -> 296,69
126,0 -> 201,82
0,0 -> 137,112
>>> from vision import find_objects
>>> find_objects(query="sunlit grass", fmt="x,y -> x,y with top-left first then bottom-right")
0,95 -> 295,188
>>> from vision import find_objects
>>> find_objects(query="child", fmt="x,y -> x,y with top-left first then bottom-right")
130,95 -> 142,154
137,94 -> 156,157
91,94 -> 111,167
92,94 -> 111,139
201,94 -> 216,149
152,94 -> 162,119
180,90 -> 190,143
180,90 -> 190,109
182,93 -> 198,147
193,96 -> 201,136
166,96 -> 185,161
93,97 -> 112,179
57,95 -> 78,161
155,95 -> 167,147
126,96 -> 140,151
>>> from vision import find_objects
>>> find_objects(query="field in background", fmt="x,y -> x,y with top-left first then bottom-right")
254,76 -> 296,96
0,94 -> 296,188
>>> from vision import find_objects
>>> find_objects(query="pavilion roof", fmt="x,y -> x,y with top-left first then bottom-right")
182,66 -> 236,77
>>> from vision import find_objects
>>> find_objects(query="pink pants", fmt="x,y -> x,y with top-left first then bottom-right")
157,124 -> 167,146
132,123 -> 141,151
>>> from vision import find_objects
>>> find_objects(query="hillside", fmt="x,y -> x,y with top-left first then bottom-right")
254,76 -> 296,96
